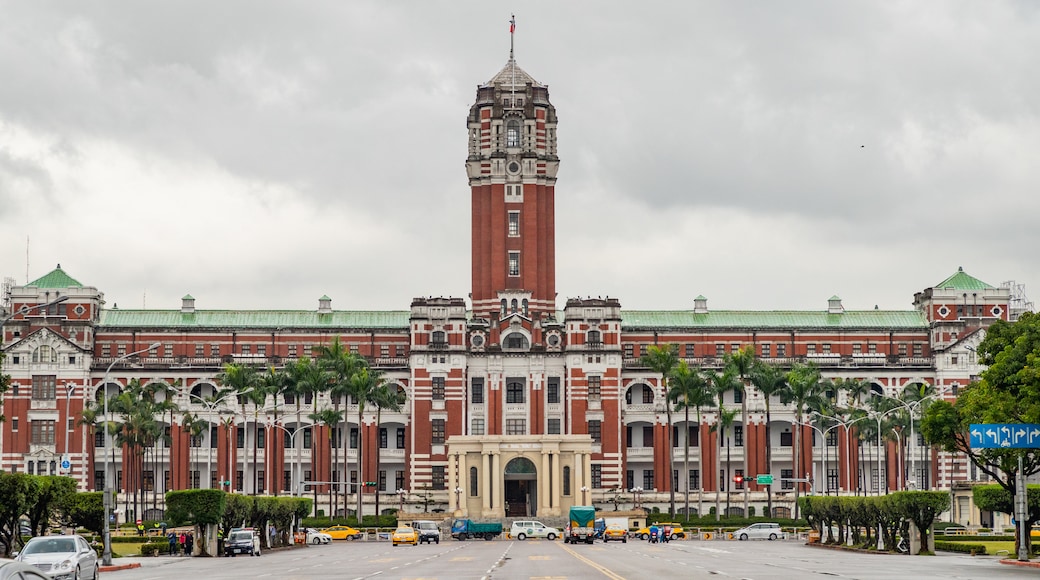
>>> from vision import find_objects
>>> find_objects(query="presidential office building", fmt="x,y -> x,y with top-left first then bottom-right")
0,53 -> 1033,522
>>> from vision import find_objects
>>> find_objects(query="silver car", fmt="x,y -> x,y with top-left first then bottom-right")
733,522 -> 786,541
15,535 -> 98,580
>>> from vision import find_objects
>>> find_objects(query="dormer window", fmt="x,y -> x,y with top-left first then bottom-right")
506,119 -> 521,148
503,332 -> 529,350
32,345 -> 57,364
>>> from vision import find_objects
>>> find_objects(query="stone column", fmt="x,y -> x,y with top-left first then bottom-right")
491,452 -> 502,516
551,452 -> 561,512
574,453 -> 584,502
482,452 -> 492,513
447,453 -> 458,512
540,450 -> 551,515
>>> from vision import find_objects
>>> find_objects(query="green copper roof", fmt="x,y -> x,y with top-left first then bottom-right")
621,310 -> 927,329
28,264 -> 83,288
934,267 -> 994,291
99,309 -> 410,329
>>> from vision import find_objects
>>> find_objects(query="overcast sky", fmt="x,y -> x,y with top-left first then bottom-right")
1,1 -> 1037,314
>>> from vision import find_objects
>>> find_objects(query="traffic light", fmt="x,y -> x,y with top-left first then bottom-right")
364,481 -> 377,487
733,475 -> 743,484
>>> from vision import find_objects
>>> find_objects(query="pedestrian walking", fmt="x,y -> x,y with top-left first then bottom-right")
179,532 -> 187,556
167,532 -> 177,555
185,531 -> 194,556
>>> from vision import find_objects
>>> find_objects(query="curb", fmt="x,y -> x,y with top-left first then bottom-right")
99,563 -> 142,572
1000,559 -> 1040,568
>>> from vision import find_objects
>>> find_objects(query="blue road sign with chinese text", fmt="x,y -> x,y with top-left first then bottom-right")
969,424 -> 1040,449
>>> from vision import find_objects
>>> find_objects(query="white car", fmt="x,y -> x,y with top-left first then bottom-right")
733,522 -> 786,541
510,520 -> 560,541
15,534 -> 99,579
305,528 -> 332,545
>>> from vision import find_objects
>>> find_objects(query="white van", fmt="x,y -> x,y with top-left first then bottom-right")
510,520 -> 560,540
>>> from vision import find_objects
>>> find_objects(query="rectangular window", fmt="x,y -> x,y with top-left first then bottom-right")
211,344 -> 220,357
379,428 -> 388,449
508,252 -> 520,277
715,344 -> 725,356
624,344 -> 634,358
852,343 -> 862,354
94,428 -> 103,447
32,375 -> 57,400
350,428 -> 359,449
626,470 -> 634,490
506,418 -> 526,435
734,425 -> 743,447
241,344 -> 251,355
164,344 -> 173,357
102,345 -> 111,357
733,386 -> 743,404
471,378 -> 484,404
507,211 -> 520,237
777,343 -> 786,357
288,344 -> 297,357
236,427 -> 245,449
547,377 -> 560,404
642,425 -> 654,447
432,466 -> 446,490
380,345 -> 389,357
30,420 -> 56,445
822,343 -> 831,354
397,427 -> 406,448
587,376 -> 601,400
195,344 -> 204,356
432,377 -> 445,400
471,418 -> 485,435
283,471 -> 291,491
735,469 -> 744,490
303,427 -> 312,449
807,343 -> 817,354
643,471 -> 654,489
257,344 -> 266,356
588,420 -> 601,443
378,470 -> 387,492
780,432 -> 793,447
396,470 -> 405,492
257,428 -> 265,448
730,343 -> 740,353
642,387 -> 654,404
826,431 -> 838,447
898,343 -> 908,356
547,418 -> 560,434
689,469 -> 700,490
781,469 -> 793,490
506,379 -> 525,404
913,343 -> 923,356
432,419 -> 445,444
592,464 -> 602,488
143,470 -> 155,492
761,343 -> 771,357
396,345 -> 405,357
827,468 -> 838,493
868,342 -> 877,353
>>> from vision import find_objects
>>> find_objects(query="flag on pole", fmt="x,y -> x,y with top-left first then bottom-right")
510,15 -> 516,34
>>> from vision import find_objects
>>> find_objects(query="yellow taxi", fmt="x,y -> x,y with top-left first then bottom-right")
319,525 -> 363,541
603,523 -> 628,543
635,522 -> 685,541
392,526 -> 418,546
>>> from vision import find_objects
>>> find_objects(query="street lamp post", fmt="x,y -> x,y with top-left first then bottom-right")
62,382 -> 75,475
794,418 -> 843,495
454,486 -> 462,512
102,342 -> 160,566
266,419 -> 309,496
814,413 -> 872,495
881,388 -> 949,491
630,487 -> 643,510
398,488 -> 408,514
580,486 -> 589,505
182,388 -> 252,490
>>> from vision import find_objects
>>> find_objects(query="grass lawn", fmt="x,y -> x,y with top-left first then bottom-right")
111,542 -> 147,557
943,540 -> 1017,556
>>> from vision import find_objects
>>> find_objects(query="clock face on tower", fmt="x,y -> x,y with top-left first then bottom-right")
507,160 -> 521,174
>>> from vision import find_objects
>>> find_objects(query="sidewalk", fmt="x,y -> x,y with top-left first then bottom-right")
100,555 -> 190,573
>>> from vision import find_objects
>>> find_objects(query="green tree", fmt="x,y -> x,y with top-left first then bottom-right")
309,408 -> 344,519
315,337 -> 364,515
217,363 -> 261,493
725,345 -> 756,514
283,357 -> 330,496
713,407 -> 737,515
704,367 -> 740,521
750,360 -> 788,517
667,361 -> 712,518
782,363 -> 828,519
65,492 -> 105,538
26,476 -> 77,537
921,311 -> 1040,554
345,366 -> 385,519
642,344 -> 679,516
0,472 -> 36,555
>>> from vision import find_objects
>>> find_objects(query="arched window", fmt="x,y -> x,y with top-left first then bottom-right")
522,299 -> 529,316
32,345 -> 57,363
431,331 -> 446,346
506,120 -> 521,148
625,388 -> 633,404
506,379 -> 526,403
510,299 -> 518,313
470,466 -> 479,497
563,466 -> 571,496
503,333 -> 529,350
501,299 -> 507,317
587,330 -> 601,345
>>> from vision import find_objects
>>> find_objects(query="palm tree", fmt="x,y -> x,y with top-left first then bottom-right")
749,360 -> 788,517
725,345 -> 756,514
284,357 -> 331,498
713,407 -> 737,515
315,338 -> 365,515
216,363 -> 260,493
667,361 -> 712,518
180,412 -> 207,488
835,378 -> 871,492
782,363 -> 828,519
257,366 -> 287,494
641,344 -> 679,516
309,407 -> 344,519
704,367 -> 740,521
346,366 -> 385,521
370,382 -> 406,517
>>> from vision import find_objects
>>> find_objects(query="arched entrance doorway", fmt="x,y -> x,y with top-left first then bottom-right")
504,457 -> 537,517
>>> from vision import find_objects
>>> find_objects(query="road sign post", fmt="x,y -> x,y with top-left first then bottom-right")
755,474 -> 773,485
969,424 -> 1038,562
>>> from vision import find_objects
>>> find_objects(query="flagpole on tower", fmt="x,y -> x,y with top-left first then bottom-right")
509,14 -> 516,60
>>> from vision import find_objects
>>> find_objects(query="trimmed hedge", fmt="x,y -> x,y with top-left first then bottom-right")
139,541 -> 168,556
934,540 -> 987,555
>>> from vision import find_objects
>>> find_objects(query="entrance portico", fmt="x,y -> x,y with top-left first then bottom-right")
447,435 -> 593,519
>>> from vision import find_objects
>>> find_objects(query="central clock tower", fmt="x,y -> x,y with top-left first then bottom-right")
467,54 -> 559,322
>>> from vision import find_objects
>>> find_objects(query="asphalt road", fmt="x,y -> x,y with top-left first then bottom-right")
102,537 -> 1037,580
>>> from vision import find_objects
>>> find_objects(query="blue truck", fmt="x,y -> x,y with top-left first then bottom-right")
451,519 -> 503,541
